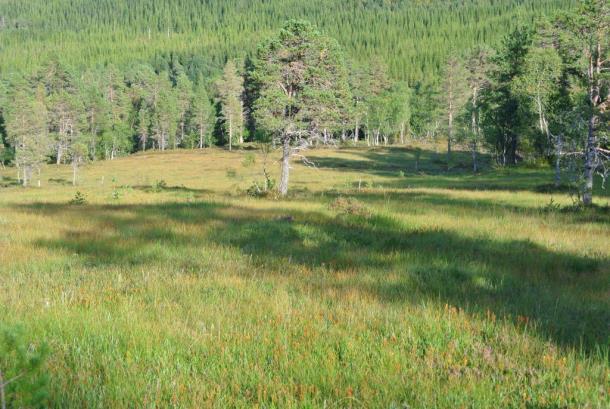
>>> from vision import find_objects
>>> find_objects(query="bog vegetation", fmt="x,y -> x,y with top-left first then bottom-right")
0,146 -> 609,407
0,0 -> 609,407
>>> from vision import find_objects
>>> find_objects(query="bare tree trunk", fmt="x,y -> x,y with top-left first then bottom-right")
583,115 -> 596,206
228,117 -> 233,151
471,104 -> 478,173
447,108 -> 453,167
354,119 -> 359,142
56,145 -> 63,165
555,133 -> 562,188
199,126 -> 204,149
278,136 -> 291,196
400,122 -> 405,144
72,160 -> 77,186
472,141 -> 478,173
583,45 -> 602,206
180,121 -> 185,148
22,165 -> 29,187
0,369 -> 6,409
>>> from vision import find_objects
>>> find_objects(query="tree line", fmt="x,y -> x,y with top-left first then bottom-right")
0,51 -> 413,186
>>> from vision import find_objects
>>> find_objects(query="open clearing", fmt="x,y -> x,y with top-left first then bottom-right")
1,146 -> 609,407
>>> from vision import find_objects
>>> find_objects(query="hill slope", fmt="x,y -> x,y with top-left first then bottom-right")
0,0 -> 574,81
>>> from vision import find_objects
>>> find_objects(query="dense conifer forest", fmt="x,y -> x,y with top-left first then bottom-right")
0,0 -> 574,81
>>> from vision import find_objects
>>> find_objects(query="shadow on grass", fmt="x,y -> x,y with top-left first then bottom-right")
15,198 -> 609,356
1,176 -> 20,187
308,146 -> 490,176
132,184 -> 213,195
48,178 -> 72,186
339,189 -> 610,225
309,147 -> 610,199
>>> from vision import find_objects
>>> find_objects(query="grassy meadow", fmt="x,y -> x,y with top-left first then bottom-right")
0,145 -> 609,408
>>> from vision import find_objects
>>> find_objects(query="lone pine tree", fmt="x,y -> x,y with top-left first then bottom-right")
251,20 -> 351,196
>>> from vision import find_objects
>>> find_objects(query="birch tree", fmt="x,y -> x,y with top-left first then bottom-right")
514,47 -> 563,184
554,0 -> 609,206
465,47 -> 492,172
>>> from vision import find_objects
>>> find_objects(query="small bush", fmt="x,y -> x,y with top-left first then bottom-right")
397,170 -> 405,178
542,197 -> 561,213
226,169 -> 237,178
242,153 -> 256,168
246,172 -> 276,198
69,191 -> 87,205
153,179 -> 167,192
329,197 -> 371,217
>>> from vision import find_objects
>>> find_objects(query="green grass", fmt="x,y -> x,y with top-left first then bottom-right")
0,146 -> 608,408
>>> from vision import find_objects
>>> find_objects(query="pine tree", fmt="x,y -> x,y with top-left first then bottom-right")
79,69 -> 109,160
216,60 -> 244,150
252,20 -> 351,196
137,105 -> 151,151
5,82 -> 50,186
190,82 -> 214,149
174,72 -> 194,149
100,65 -> 131,159
482,27 -> 533,165
154,74 -> 179,151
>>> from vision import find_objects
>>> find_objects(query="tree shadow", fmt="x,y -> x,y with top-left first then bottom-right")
308,146 -> 491,176
48,178 -> 72,186
131,184 -> 213,195
1,175 -> 20,187
308,147 -> 610,198
14,199 -> 609,356
339,189 -> 610,225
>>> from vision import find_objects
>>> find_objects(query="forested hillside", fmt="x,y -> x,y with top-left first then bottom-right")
0,0 -> 573,82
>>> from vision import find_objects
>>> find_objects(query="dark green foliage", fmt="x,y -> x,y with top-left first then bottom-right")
0,325 -> 49,409
0,0 -> 573,83
251,20 -> 353,195
69,190 -> 87,205
481,27 -> 534,165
